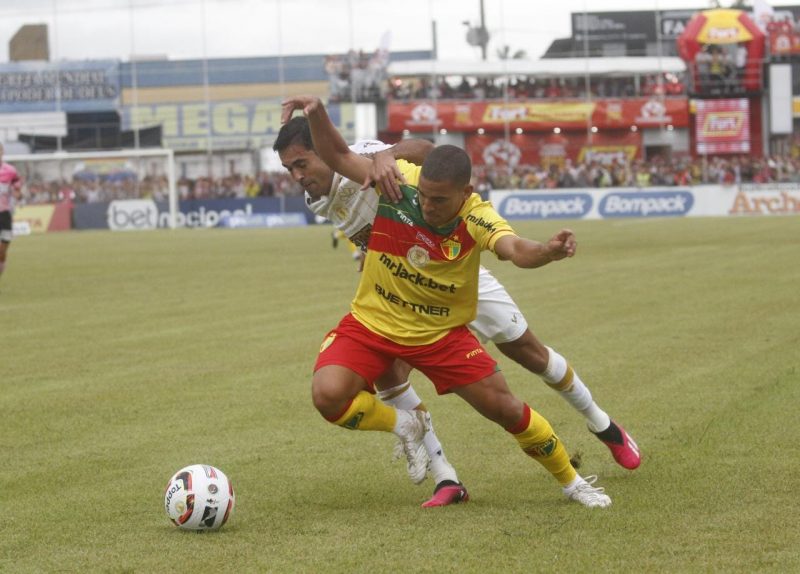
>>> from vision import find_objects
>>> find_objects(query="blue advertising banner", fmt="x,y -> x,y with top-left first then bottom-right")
0,60 -> 120,113
490,188 -> 696,220
73,197 -> 312,230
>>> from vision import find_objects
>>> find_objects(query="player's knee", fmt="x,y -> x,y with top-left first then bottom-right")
311,376 -> 341,419
311,370 -> 359,421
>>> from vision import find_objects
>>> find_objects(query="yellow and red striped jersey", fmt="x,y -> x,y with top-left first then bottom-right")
351,160 -> 515,345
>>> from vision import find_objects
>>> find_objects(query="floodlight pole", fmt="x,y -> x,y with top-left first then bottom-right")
479,0 -> 487,61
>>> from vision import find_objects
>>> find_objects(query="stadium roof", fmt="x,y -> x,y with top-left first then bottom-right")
387,57 -> 686,78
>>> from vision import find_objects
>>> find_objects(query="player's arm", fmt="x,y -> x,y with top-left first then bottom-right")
281,95 -> 372,187
365,139 -> 434,202
493,228 -> 577,269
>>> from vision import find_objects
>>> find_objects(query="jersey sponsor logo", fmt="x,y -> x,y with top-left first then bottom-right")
378,253 -> 456,293
407,245 -> 430,269
598,191 -> 693,218
465,214 -> 498,233
415,230 -> 436,250
497,194 -> 593,219
440,237 -> 462,260
374,283 -> 451,316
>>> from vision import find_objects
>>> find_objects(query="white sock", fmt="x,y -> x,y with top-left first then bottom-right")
424,415 -> 459,484
378,381 -> 459,484
541,347 -> 611,433
376,381 -> 422,411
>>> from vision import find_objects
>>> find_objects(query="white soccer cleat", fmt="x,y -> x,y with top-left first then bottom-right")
394,409 -> 430,485
563,475 -> 612,508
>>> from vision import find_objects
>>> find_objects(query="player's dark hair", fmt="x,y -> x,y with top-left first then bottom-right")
420,145 -> 471,187
273,116 -> 314,153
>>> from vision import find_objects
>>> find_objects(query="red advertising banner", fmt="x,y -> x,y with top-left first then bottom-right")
387,98 -> 689,133
695,98 -> 750,154
465,131 -> 642,168
767,20 -> 800,55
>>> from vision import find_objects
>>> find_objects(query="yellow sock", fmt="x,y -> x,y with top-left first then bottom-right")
508,404 -> 577,486
332,391 -> 397,432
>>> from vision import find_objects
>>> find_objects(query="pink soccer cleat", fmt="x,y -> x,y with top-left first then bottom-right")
421,481 -> 469,508
592,420 -> 641,470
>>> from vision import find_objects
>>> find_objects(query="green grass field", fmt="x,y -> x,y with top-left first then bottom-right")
2,216 -> 799,573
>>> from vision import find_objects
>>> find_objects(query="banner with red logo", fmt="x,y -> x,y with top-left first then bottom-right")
386,98 -> 688,133
695,98 -> 750,154
465,131 -> 641,168
14,203 -> 72,233
767,20 -> 800,55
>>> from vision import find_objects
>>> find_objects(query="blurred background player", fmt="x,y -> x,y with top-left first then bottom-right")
0,143 -> 23,283
274,116 -> 640,475
331,228 -> 365,266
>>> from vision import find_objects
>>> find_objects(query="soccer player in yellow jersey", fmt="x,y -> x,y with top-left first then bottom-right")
274,117 -> 640,508
284,95 -> 612,508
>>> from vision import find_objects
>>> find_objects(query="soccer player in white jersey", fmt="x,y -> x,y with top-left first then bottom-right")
273,117 -> 640,505
0,143 -> 23,282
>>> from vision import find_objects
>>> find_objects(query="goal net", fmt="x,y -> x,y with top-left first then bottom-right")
7,148 -> 178,229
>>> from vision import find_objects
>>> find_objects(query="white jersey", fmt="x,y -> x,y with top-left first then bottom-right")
305,140 -> 529,344
305,140 -> 390,252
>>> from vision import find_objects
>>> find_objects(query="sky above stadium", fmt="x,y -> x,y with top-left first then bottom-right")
0,0 -> 757,63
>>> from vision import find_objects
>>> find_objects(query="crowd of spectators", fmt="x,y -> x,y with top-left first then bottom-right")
326,48 -> 390,103
386,72 -> 686,101
19,171 -> 302,205
689,42 -> 758,96
17,154 -> 800,206
474,154 -> 800,192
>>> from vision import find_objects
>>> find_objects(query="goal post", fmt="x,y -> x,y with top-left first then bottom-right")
7,147 -> 178,229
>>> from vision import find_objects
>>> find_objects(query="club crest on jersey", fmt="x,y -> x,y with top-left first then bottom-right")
440,237 -> 462,260
407,245 -> 430,269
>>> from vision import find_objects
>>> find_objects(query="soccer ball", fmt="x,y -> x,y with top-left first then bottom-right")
164,464 -> 235,531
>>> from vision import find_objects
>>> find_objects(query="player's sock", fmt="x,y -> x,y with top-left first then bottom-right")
377,382 -> 458,483
507,403 -> 577,486
422,415 -> 459,484
540,346 -> 611,433
328,390 -> 396,432
376,381 -> 421,410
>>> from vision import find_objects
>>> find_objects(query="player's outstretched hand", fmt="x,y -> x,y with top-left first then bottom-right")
547,228 -> 577,261
361,150 -> 405,203
281,95 -> 322,124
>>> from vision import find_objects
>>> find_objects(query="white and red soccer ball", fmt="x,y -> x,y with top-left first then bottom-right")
164,464 -> 235,531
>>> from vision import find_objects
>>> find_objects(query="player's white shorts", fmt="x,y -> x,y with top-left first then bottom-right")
469,266 -> 528,344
